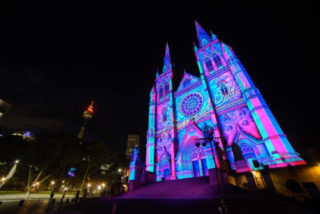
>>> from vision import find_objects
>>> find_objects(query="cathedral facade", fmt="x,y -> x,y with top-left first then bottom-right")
145,21 -> 305,181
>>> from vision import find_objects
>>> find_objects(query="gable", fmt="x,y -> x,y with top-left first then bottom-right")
176,72 -> 200,91
176,120 -> 204,158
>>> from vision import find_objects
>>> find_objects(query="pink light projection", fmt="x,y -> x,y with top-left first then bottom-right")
142,20 -> 305,183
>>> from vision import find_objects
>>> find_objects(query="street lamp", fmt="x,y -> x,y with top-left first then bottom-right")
195,136 -> 222,190
195,124 -> 228,213
97,185 -> 101,190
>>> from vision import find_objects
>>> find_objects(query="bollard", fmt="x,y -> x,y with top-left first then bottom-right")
18,200 -> 25,207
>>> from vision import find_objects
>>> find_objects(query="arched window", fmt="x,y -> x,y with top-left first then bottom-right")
159,86 -> 164,100
240,143 -> 255,159
165,82 -> 170,96
183,79 -> 191,88
162,109 -> 167,122
220,82 -> 228,96
213,54 -> 222,67
205,58 -> 213,72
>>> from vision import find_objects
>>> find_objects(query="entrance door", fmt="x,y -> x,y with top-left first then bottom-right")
192,158 -> 209,177
163,168 -> 171,180
201,158 -> 209,176
192,160 -> 201,177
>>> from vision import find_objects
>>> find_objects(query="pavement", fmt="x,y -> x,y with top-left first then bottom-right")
0,193 -> 77,214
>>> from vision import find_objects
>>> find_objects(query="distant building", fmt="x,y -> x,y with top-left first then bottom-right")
126,135 -> 139,159
0,99 -> 11,119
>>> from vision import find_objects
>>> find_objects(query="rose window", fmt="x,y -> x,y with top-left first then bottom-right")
180,93 -> 203,116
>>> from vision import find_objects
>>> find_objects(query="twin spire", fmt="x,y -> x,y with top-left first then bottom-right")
195,20 -> 218,48
159,20 -> 217,75
162,43 -> 172,73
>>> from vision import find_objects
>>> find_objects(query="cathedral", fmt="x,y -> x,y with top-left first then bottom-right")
145,21 -> 305,181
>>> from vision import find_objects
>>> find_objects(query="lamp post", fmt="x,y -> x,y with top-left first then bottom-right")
195,124 -> 228,213
0,159 -> 20,189
195,138 -> 222,188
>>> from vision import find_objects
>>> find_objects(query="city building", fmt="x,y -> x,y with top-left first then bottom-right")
145,21 -> 305,182
125,135 -> 140,159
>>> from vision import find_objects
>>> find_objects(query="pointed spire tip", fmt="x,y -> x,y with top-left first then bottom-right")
162,42 -> 172,73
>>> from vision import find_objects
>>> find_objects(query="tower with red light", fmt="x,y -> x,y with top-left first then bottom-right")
78,101 -> 94,141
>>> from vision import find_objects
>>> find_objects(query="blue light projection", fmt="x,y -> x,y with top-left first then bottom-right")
144,20 -> 305,182
179,93 -> 203,116
68,167 -> 76,177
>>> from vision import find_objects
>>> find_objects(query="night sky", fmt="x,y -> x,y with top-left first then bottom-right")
0,1 -> 317,152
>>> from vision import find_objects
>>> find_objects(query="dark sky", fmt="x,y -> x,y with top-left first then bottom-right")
0,1 -> 317,151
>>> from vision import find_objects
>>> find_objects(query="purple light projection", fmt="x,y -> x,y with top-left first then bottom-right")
143,20 -> 305,182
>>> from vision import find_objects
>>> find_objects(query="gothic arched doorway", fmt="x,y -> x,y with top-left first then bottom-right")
191,146 -> 209,177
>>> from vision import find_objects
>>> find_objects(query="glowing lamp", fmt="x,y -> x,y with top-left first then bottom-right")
87,183 -> 91,187
1,177 -> 6,182
101,183 -> 106,187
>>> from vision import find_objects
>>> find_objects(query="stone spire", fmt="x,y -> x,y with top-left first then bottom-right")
162,42 -> 172,73
195,20 -> 213,48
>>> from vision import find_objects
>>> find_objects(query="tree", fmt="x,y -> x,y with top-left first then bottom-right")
79,140 -> 116,191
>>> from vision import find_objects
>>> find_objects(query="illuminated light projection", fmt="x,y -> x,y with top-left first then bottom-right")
129,148 -> 144,181
68,167 -> 76,177
145,21 -> 305,181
